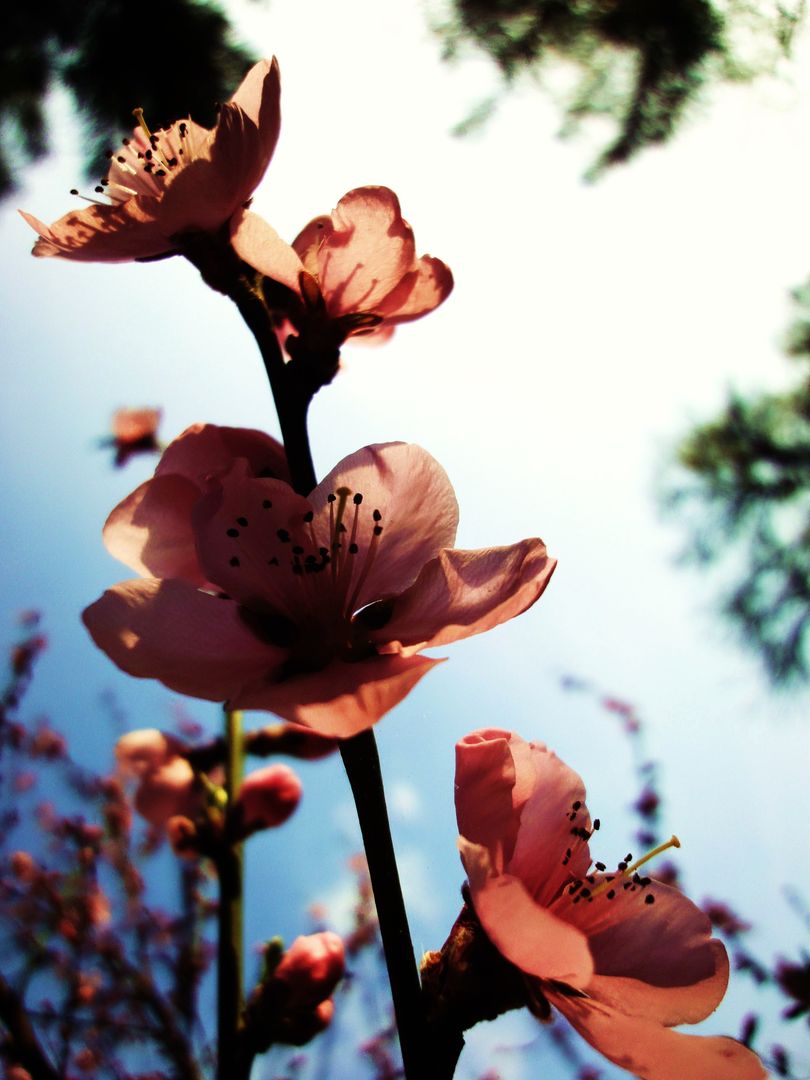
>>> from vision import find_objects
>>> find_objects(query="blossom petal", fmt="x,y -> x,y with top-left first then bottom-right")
378,541 -> 555,655
233,653 -> 444,738
318,187 -> 416,315
192,461 -> 313,616
103,474 -> 208,584
455,729 -> 536,872
20,202 -> 169,262
459,838 -> 593,987
373,256 -> 454,323
82,578 -> 280,701
505,740 -> 592,907
230,210 -> 306,292
565,879 -> 728,1024
586,941 -> 728,1027
547,992 -> 767,1080
310,443 -> 459,608
154,423 -> 289,486
291,214 -> 334,275
160,59 -> 281,235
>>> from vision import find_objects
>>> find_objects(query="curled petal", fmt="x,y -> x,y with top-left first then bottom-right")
82,578 -> 280,701
455,730 -> 526,872
379,540 -> 556,655
547,992 -> 767,1080
233,653 -> 444,738
459,838 -> 593,987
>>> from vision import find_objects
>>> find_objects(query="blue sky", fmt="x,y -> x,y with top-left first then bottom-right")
2,1 -> 810,1076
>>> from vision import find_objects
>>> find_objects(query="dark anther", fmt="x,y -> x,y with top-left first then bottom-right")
117,155 -> 126,163
595,861 -> 606,871
145,150 -> 153,160
319,547 -> 328,557
303,511 -> 314,523
94,186 -> 104,193
226,528 -> 239,538
373,509 -> 382,521
374,525 -> 383,536
277,529 -> 291,542
70,188 -> 79,195
156,169 -> 166,177
144,163 -> 154,173
349,543 -> 359,554
572,801 -> 581,810
569,812 -> 576,821
353,493 -> 363,504
593,819 -> 601,830
645,894 -> 655,905
229,557 -> 240,567
122,138 -> 130,146
327,494 -> 336,503
104,149 -> 114,159
237,517 -> 248,527
167,157 -> 178,167
292,546 -> 304,555
263,500 -> 272,509
607,889 -> 616,900
618,862 -> 628,871
580,888 -> 591,898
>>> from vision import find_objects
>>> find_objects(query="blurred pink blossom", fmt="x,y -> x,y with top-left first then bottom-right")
454,728 -> 767,1079
231,764 -> 302,837
84,430 -> 554,738
21,60 -> 280,262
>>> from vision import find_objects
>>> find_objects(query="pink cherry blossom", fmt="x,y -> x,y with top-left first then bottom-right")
231,763 -> 302,837
83,427 -> 554,739
454,729 -> 767,1080
231,186 -> 453,348
108,407 -> 162,467
20,60 -> 281,262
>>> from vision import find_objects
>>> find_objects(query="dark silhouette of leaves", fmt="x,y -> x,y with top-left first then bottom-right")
436,0 -> 805,177
664,280 -> 810,685
0,0 -> 256,198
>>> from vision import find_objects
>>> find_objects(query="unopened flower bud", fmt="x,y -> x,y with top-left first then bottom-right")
9,851 -> 37,883
166,815 -> 199,858
274,931 -> 345,1010
231,764 -> 302,839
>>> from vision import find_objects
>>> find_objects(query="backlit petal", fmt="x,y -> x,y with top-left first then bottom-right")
82,578 -> 279,701
230,209 -> 306,292
310,443 -> 459,608
20,202 -> 169,262
233,653 -> 443,737
459,838 -> 593,987
547,992 -> 767,1080
379,540 -> 555,655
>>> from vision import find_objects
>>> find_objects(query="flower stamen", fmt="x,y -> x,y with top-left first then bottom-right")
590,834 -> 681,900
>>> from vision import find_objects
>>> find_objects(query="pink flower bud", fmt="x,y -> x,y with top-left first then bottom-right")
232,764 -> 302,838
9,851 -> 37,882
274,931 -> 345,1010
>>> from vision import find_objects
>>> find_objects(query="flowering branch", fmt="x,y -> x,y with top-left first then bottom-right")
0,973 -> 58,1079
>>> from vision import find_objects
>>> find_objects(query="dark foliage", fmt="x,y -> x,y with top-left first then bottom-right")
436,0 -> 804,177
0,0 -> 255,198
664,280 -> 810,685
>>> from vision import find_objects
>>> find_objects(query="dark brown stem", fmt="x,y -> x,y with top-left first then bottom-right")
340,731 -> 429,1079
0,973 -> 58,1080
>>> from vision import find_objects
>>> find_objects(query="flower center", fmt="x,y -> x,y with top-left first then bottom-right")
68,108 -> 197,206
557,797 -> 681,912
225,483 -> 386,663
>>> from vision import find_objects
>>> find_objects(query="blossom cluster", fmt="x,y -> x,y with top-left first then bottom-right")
16,55 -> 771,1080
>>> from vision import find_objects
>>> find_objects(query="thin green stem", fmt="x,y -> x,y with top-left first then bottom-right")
217,707 -> 244,1080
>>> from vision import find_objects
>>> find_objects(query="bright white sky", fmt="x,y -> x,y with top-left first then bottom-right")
2,1 -> 810,1076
